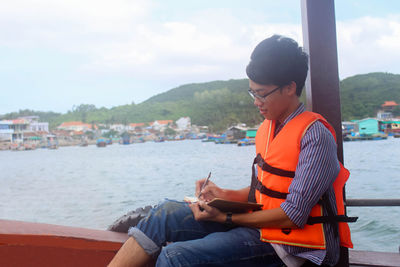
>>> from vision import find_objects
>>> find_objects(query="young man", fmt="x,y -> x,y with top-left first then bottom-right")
108,35 -> 353,267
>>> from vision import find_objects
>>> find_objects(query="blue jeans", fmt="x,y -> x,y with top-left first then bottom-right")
128,199 -> 284,267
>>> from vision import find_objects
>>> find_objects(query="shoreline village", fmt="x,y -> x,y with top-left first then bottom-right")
1,101 -> 399,151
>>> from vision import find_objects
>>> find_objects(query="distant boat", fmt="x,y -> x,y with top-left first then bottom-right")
79,140 -> 88,147
132,138 -> 145,143
121,135 -> 131,145
371,133 -> 388,140
201,134 -> 223,142
215,139 -> 237,144
96,139 -> 107,147
10,143 -> 24,151
343,132 -> 388,141
154,137 -> 165,142
47,135 -> 59,149
237,138 -> 255,146
24,143 -> 37,150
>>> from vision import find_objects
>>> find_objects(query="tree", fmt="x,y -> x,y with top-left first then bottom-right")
102,129 -> 119,138
164,127 -> 176,136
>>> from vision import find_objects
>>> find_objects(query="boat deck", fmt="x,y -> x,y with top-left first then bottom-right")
1,219 -> 399,267
350,250 -> 400,267
0,219 -> 127,267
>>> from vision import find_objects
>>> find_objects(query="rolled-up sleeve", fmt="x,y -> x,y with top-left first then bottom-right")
280,121 -> 340,228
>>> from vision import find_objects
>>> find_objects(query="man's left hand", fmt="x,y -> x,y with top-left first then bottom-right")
189,201 -> 225,223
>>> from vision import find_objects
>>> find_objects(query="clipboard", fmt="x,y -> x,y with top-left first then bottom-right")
207,198 -> 263,213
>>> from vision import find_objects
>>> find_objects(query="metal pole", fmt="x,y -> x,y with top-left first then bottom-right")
300,0 -> 343,163
346,199 -> 400,207
300,1 -> 349,266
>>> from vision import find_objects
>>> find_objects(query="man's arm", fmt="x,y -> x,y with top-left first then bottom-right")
191,202 -> 298,229
281,121 -> 340,228
192,179 -> 296,229
218,186 -> 250,202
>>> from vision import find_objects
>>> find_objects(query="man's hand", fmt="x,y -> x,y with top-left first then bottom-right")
195,178 -> 225,201
189,201 -> 225,223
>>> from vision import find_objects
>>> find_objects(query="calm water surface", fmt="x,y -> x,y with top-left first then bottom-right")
0,138 -> 399,252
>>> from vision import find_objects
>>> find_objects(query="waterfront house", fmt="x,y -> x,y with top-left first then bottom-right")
0,117 -> 51,146
0,119 -> 29,143
128,123 -> 145,132
0,121 -> 13,142
377,101 -> 399,119
377,111 -> 394,120
342,121 -> 358,136
29,121 -> 49,132
109,124 -> 128,133
225,125 -> 247,140
381,101 -> 398,112
57,121 -> 98,132
246,129 -> 257,139
175,117 -> 191,131
379,120 -> 400,134
19,116 -> 49,132
150,120 -> 173,131
356,118 -> 379,135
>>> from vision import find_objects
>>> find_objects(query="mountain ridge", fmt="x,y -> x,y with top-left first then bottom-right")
2,72 -> 400,131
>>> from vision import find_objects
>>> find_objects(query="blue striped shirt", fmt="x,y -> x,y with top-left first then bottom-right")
275,104 -> 341,266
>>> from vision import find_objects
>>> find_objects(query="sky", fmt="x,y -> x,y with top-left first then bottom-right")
1,0 -> 400,115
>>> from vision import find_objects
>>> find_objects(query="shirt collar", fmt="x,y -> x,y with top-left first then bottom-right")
275,103 -> 305,135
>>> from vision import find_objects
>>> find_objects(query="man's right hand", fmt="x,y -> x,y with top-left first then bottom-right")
195,178 -> 225,201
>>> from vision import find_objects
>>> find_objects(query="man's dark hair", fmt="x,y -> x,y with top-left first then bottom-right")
246,35 -> 309,96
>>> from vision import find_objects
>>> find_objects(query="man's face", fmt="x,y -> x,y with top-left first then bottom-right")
249,79 -> 292,122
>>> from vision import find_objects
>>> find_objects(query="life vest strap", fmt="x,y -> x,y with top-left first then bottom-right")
254,179 -> 288,199
249,155 -> 358,228
248,155 -> 293,202
307,215 -> 358,225
254,154 -> 295,178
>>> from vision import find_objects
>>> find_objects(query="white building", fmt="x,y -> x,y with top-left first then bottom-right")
0,121 -> 13,141
0,119 -> 29,142
377,111 -> 393,120
57,121 -> 97,132
151,120 -> 173,131
176,117 -> 191,131
110,124 -> 128,133
29,122 -> 49,132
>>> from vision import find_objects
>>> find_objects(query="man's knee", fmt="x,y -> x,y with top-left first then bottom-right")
140,200 -> 188,224
157,200 -> 187,214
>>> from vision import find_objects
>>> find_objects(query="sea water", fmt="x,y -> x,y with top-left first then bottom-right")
0,138 -> 399,252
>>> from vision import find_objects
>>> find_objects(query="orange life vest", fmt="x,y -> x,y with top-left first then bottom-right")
251,111 -> 355,249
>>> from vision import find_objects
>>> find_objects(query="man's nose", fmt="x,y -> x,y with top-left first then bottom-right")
254,97 -> 263,106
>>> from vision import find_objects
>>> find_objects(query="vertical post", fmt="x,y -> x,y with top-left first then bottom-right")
301,1 -> 348,266
301,0 -> 343,163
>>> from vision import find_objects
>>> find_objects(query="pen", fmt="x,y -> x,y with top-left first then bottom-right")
198,172 -> 211,199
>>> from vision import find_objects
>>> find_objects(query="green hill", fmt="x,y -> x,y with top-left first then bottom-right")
130,79 -> 263,131
340,72 -> 400,120
2,72 -> 400,131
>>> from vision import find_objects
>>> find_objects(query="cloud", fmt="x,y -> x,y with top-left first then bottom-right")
0,1 -> 303,79
3,1 -> 398,81
336,15 -> 400,78
0,0 -> 154,50
1,1 -> 400,114
78,13 -> 304,83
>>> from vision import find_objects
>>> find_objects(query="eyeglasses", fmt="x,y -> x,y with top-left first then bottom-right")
248,86 -> 282,102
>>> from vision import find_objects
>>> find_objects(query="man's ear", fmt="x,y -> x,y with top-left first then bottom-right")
286,81 -> 297,96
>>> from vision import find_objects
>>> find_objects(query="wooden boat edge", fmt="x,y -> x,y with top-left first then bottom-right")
0,219 -> 128,267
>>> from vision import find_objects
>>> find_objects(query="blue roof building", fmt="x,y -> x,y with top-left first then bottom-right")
356,118 -> 379,135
